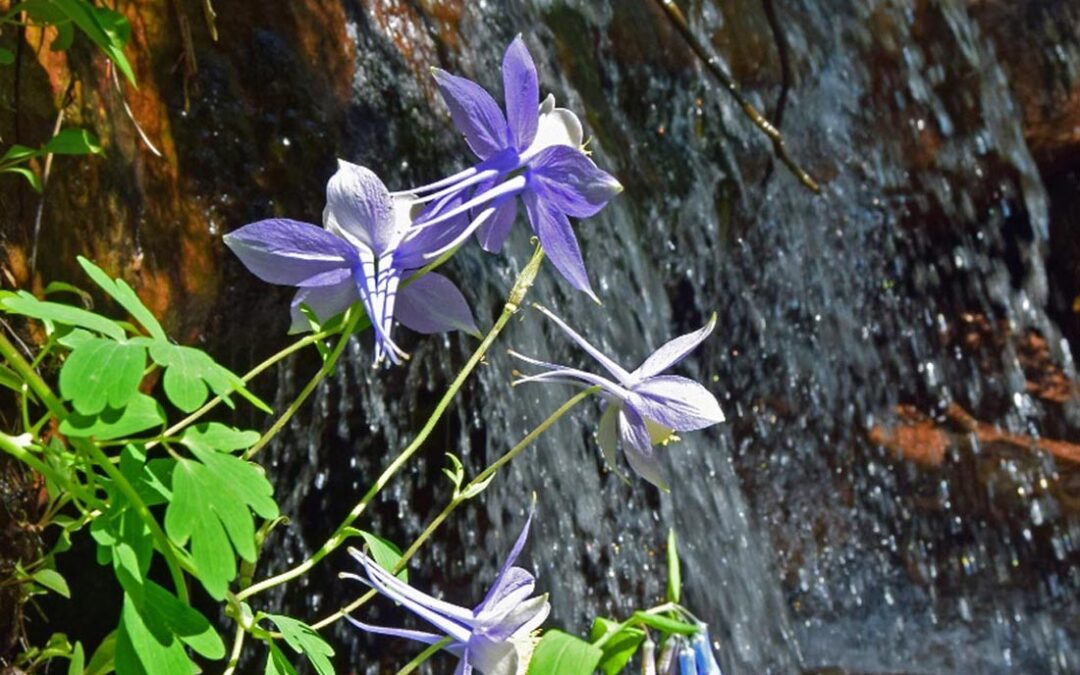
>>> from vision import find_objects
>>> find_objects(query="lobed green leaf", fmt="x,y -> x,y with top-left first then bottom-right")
77,257 -> 165,340
356,530 -> 408,582
264,614 -> 335,675
59,393 -> 165,440
59,336 -> 145,415
165,443 -> 277,599
265,642 -> 298,675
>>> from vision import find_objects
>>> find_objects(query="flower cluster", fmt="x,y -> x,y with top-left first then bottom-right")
225,35 -> 728,675
224,36 -> 621,365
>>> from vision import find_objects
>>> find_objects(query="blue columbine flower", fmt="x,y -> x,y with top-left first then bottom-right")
400,36 -> 623,302
510,305 -> 724,490
224,160 -> 480,365
343,511 -> 549,675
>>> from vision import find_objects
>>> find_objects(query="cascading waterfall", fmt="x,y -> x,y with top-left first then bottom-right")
249,1 -> 1080,673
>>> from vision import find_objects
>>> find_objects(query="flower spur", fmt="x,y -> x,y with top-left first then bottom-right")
510,305 -> 724,490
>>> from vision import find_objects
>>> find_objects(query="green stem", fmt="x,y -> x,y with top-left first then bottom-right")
308,384 -> 595,631
0,331 -> 190,603
394,636 -> 453,675
244,306 -> 365,460
222,623 -> 247,675
236,246 -> 546,602
156,327 -> 337,445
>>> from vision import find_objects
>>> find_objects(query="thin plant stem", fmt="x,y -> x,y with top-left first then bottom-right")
308,384 -> 597,631
0,331 -> 191,602
222,623 -> 247,675
236,246 -> 546,602
244,307 -> 365,460
394,636 -> 453,675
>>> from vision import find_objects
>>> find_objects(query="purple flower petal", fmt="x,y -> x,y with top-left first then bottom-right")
352,551 -> 474,642
475,567 -> 536,624
223,219 -> 358,285
523,190 -> 598,301
475,191 -> 517,253
533,304 -> 632,383
343,616 -> 448,646
478,509 -> 532,605
396,273 -> 480,337
630,375 -> 725,432
508,350 -> 628,398
619,405 -> 669,490
326,160 -> 396,254
632,314 -> 717,381
432,68 -> 510,160
476,593 -> 549,643
502,36 -> 539,150
288,274 -> 360,333
528,146 -> 622,218
453,653 -> 474,675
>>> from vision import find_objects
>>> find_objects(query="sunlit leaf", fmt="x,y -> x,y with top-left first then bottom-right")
356,530 -> 408,582
84,631 -> 117,675
147,340 -> 270,413
181,422 -> 259,453
527,630 -> 602,675
59,393 -> 165,440
32,568 -> 71,598
265,643 -> 298,675
77,257 -> 165,340
1,290 -> 125,339
59,336 -> 145,415
67,641 -> 85,675
165,443 -> 278,599
630,611 -> 698,636
264,614 -> 334,675
589,617 -> 645,675
666,527 -> 681,604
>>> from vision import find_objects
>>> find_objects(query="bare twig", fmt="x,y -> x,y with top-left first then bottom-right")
29,81 -> 75,279
655,0 -> 820,193
111,65 -> 163,157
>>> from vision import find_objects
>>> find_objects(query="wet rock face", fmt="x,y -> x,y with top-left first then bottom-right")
2,0 -> 1080,672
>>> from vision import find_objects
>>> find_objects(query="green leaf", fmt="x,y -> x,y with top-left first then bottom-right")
142,581 -> 225,659
165,444 -> 278,599
527,630 -> 602,675
45,128 -> 102,155
589,618 -> 645,675
357,530 -> 408,582
85,631 -> 117,675
1,291 -> 124,339
181,422 -> 259,453
1,165 -> 42,191
265,643 -> 298,675
147,341 -> 269,413
77,257 -> 165,340
32,568 -> 71,598
264,615 -> 334,675
51,20 -> 74,51
59,393 -> 165,440
0,48 -> 13,65
38,0 -> 136,85
630,611 -> 698,636
59,336 -> 145,415
667,528 -> 681,604
68,641 -> 85,675
115,593 -> 195,675
0,144 -> 40,163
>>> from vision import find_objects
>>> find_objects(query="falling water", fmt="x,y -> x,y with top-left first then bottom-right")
248,1 -> 1080,673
